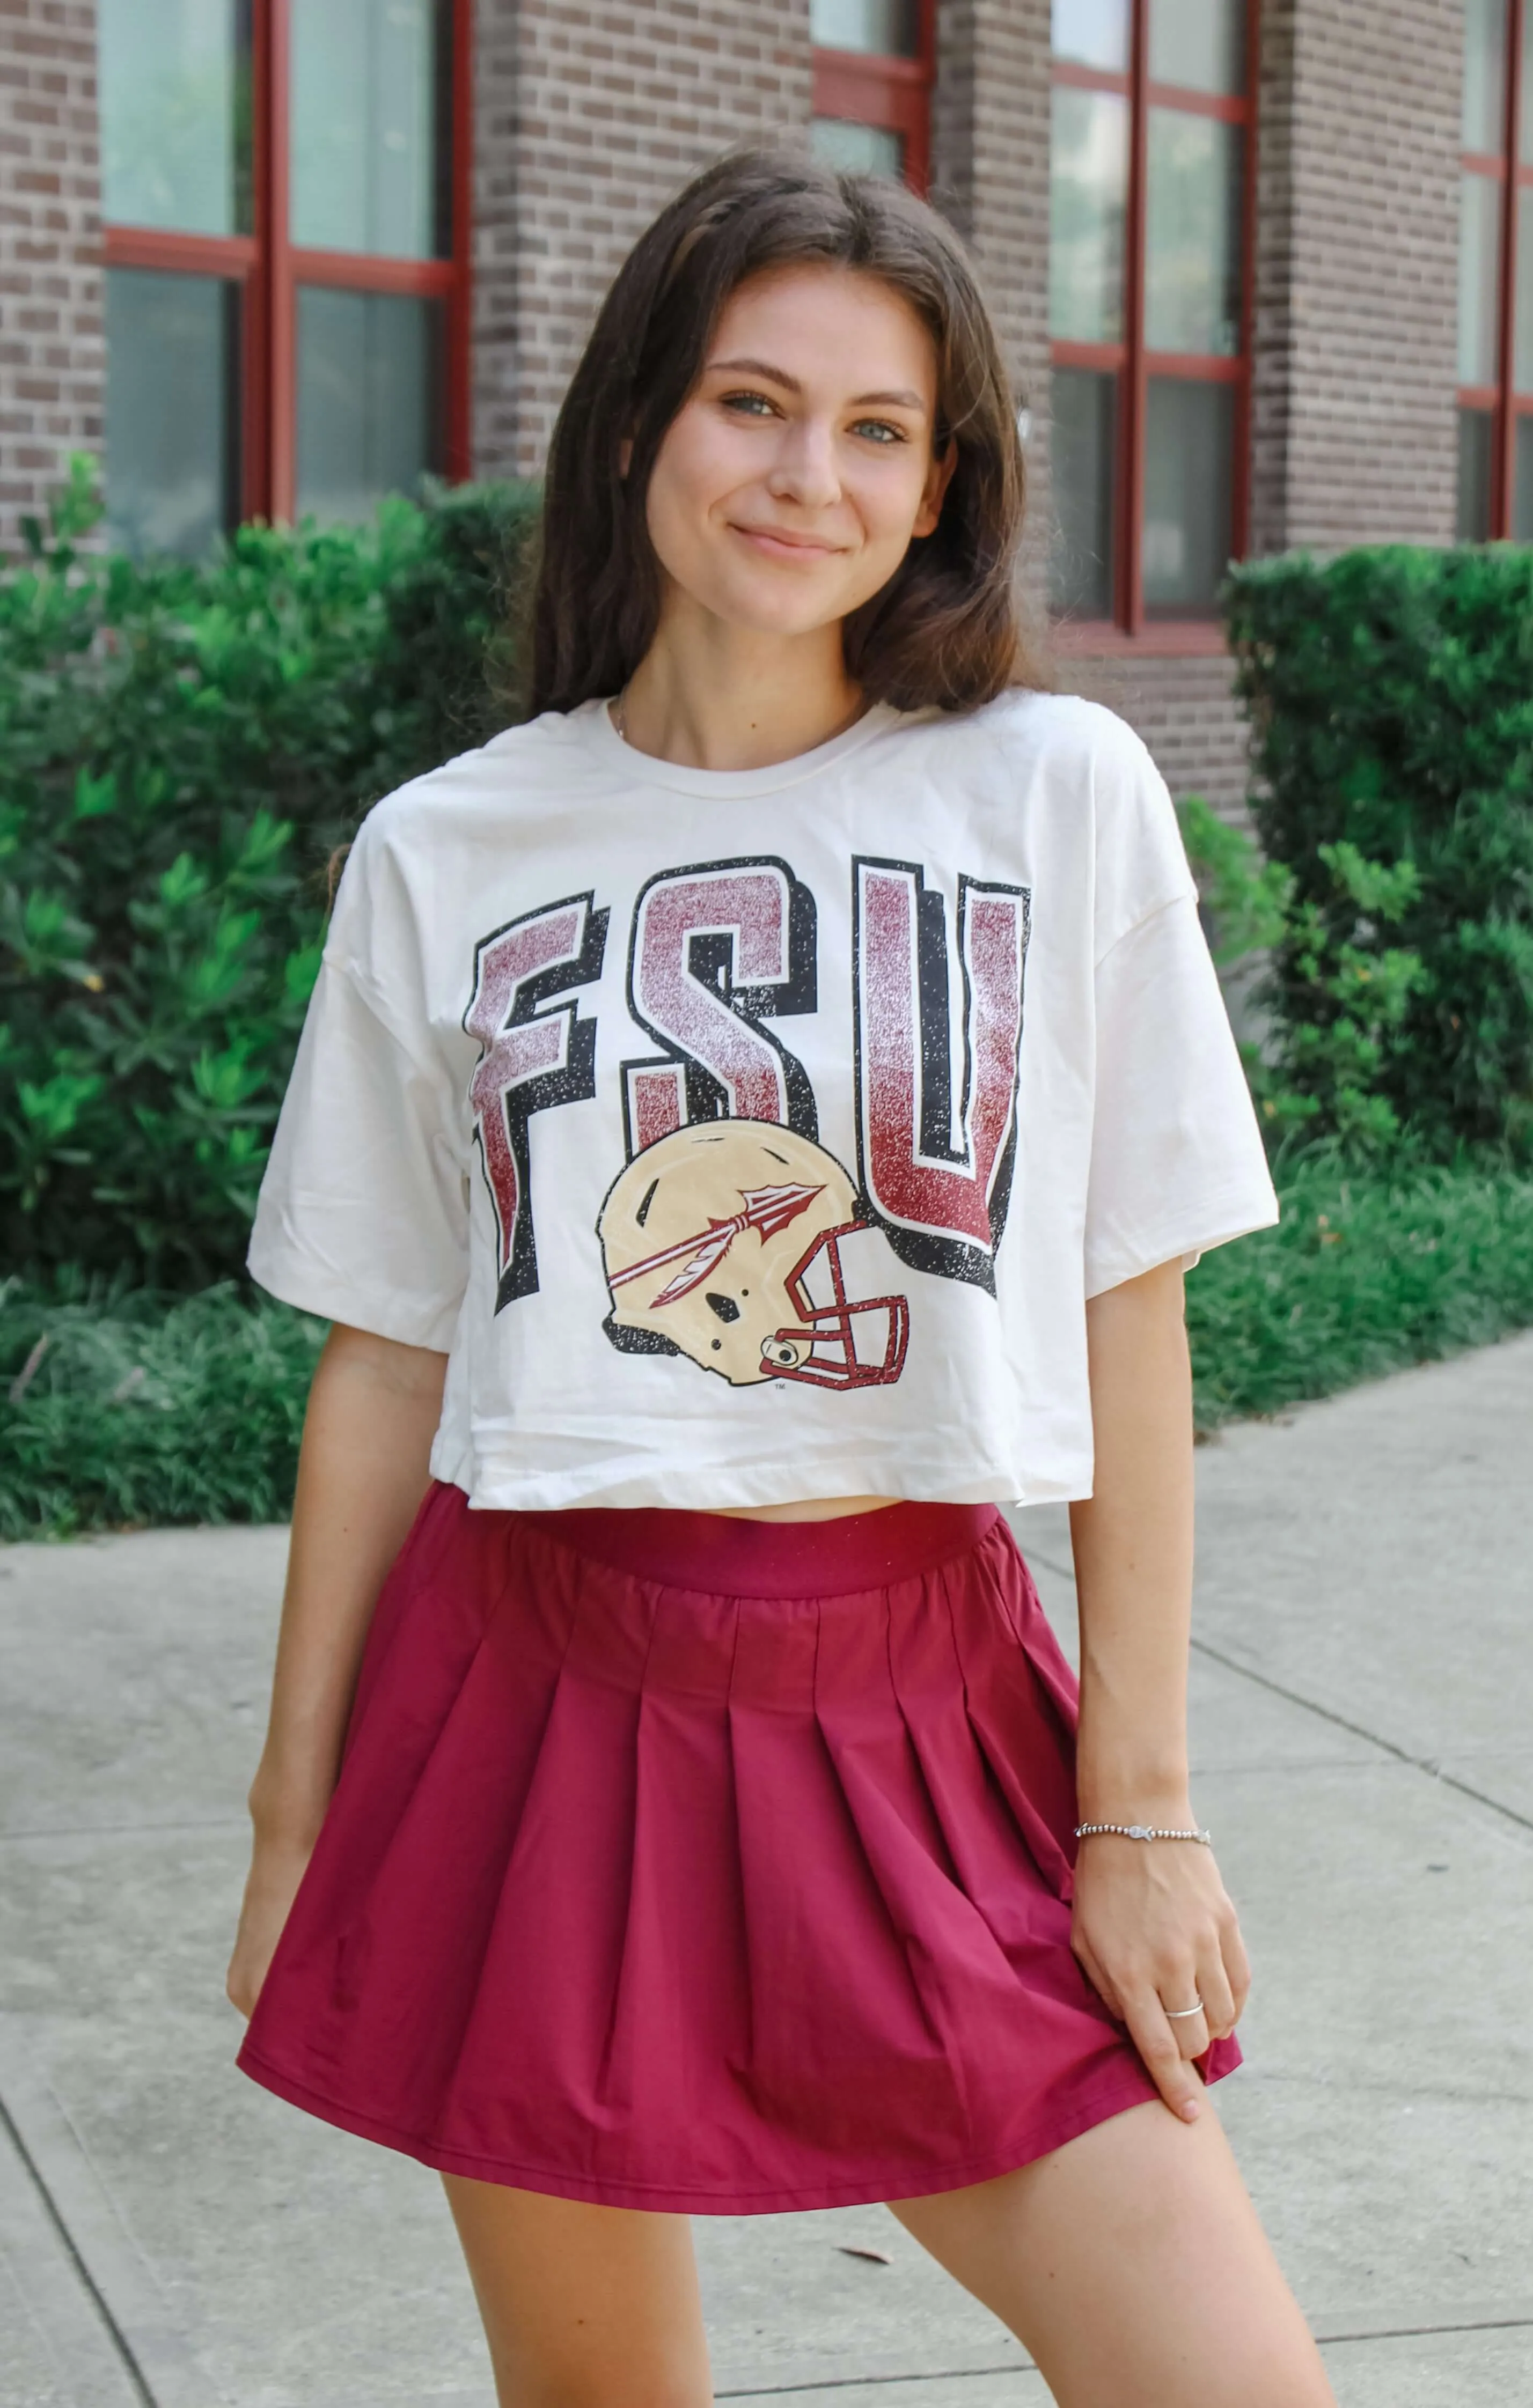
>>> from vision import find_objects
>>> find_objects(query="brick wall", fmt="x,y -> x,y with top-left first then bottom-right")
929,0 -> 1052,590
472,0 -> 813,483
1250,0 -> 1462,553
0,0 -> 101,555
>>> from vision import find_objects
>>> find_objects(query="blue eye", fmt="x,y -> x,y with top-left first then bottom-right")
852,419 -> 905,445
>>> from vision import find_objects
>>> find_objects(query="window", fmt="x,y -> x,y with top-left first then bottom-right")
1457,0 -> 1533,539
809,0 -> 935,192
99,1 -> 471,555
1048,0 -> 1256,641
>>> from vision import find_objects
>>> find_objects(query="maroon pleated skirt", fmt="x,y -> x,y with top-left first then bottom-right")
238,1485 -> 1238,2213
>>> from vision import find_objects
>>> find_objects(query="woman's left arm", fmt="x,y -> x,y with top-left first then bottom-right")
1068,1257 -> 1251,2123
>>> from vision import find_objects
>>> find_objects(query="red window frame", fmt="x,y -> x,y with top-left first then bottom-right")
101,0 -> 474,526
811,0 -> 937,195
1459,0 -> 1530,534
1050,0 -> 1259,657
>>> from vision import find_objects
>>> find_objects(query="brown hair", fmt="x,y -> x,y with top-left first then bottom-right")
515,145 -> 1049,719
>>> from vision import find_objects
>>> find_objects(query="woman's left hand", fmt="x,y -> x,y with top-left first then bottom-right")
1069,1830 -> 1251,2123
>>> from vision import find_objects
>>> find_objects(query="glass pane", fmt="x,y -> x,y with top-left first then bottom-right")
1143,377 -> 1234,615
1050,86 -> 1129,341
1457,406 -> 1495,538
1148,0 -> 1245,94
1518,185 -> 1533,391
296,288 -> 440,525
1052,0 -> 1131,72
1463,0 -> 1508,153
105,268 -> 238,556
1146,110 -> 1242,355
1513,412 -> 1533,537
809,117 -> 905,177
1458,171 -> 1502,385
291,0 -> 444,258
98,0 -> 245,235
1048,367 -> 1117,618
1522,0 -> 1533,164
810,0 -> 919,54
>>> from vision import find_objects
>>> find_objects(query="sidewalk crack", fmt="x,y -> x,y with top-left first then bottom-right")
0,2090 -> 158,2406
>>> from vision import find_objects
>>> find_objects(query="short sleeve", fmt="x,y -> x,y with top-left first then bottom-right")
248,955 -> 470,1350
1083,893 -> 1279,1299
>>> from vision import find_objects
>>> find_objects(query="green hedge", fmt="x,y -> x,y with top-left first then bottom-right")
1,462 -> 539,1289
1225,546 -> 1533,1157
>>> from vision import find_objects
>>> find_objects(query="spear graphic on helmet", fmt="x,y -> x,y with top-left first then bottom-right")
606,1184 -> 824,1308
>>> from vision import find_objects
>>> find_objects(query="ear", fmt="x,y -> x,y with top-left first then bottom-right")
911,439 -> 958,540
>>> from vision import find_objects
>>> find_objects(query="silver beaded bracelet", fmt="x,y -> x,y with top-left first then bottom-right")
1074,1820 -> 1213,1845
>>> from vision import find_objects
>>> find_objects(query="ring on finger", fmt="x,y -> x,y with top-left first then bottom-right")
1164,1998 -> 1205,2020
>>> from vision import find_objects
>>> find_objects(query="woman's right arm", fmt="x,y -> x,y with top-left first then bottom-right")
225,1321 -> 448,2019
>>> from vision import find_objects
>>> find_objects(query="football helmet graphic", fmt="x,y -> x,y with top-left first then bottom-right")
597,1121 -> 909,1389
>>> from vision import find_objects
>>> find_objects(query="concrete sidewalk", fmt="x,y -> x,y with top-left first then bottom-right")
2,1336 -> 1530,2408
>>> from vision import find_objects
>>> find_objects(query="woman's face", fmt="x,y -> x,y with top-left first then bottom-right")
636,263 -> 957,642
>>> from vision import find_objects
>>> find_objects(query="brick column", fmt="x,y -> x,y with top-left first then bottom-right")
0,0 -> 102,555
471,0 -> 813,484
1250,0 -> 1462,554
929,0 -> 1052,591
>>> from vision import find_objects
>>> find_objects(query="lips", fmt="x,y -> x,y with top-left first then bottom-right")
731,523 -> 843,556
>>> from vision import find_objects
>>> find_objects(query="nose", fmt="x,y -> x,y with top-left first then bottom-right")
765,414 -> 842,511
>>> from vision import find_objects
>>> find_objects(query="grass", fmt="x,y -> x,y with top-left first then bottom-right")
5,1153 -> 1533,1539
0,1277 -> 325,1541
1186,1152 -> 1533,1430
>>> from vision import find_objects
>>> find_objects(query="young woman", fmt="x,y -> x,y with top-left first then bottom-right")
228,151 -> 1336,2407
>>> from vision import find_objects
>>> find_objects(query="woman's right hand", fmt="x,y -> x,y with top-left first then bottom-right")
226,1832 -> 314,2020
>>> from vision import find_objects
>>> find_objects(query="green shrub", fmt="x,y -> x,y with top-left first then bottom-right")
1178,796 -> 1430,1156
1224,546 -> 1533,1157
0,462 -> 540,1288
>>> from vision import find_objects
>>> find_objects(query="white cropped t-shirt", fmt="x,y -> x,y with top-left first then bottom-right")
248,688 -> 1278,1511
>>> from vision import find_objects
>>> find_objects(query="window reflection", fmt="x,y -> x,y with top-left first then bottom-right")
810,0 -> 919,54
1516,186 -> 1533,393
291,0 -> 444,258
1457,407 -> 1495,538
1146,111 -> 1242,355
1514,415 -> 1533,536
297,289 -> 440,525
1050,86 -> 1129,342
98,0 -> 246,235
1462,0 -> 1508,152
105,268 -> 239,555
1143,378 -> 1233,615
1049,367 -> 1117,618
1147,0 -> 1245,97
1458,172 -> 1503,385
810,118 -> 906,176
1051,0 -> 1130,74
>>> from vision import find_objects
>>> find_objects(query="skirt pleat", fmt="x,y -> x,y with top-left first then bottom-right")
238,1486 -> 1239,2213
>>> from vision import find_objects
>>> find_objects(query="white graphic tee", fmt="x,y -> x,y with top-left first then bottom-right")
248,689 -> 1278,1510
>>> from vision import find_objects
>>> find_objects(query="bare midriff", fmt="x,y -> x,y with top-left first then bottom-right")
712,1494 -> 902,1523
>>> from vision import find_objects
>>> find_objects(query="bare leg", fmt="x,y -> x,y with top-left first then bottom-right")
889,2097 -> 1335,2408
443,2175 -> 713,2408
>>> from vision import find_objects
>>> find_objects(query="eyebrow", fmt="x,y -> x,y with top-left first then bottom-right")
705,355 -> 929,414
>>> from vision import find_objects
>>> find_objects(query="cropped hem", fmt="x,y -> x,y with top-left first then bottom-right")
236,2041 -> 1229,2215
427,1443 -> 1083,1515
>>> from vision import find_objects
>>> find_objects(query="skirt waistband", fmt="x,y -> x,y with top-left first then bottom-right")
506,1498 -> 1002,1598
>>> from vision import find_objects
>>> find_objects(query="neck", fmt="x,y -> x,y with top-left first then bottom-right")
614,617 -> 866,774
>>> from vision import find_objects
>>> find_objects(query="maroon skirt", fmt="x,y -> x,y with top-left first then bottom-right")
238,1485 -> 1238,2213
